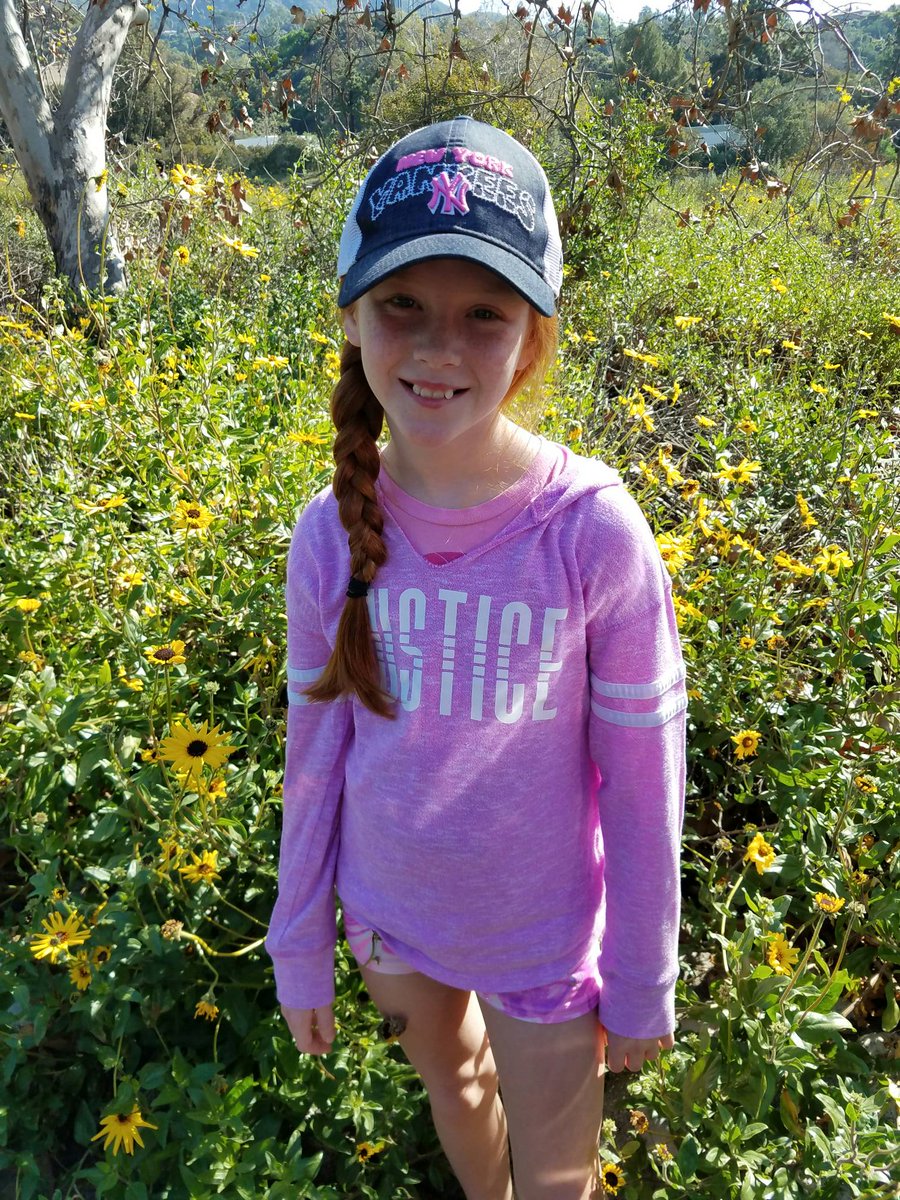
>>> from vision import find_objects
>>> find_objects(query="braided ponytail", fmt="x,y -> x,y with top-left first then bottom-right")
304,340 -> 394,717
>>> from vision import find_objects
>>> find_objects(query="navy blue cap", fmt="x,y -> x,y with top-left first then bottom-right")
337,117 -> 563,316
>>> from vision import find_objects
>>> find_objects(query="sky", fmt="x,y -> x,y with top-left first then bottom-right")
457,0 -> 898,22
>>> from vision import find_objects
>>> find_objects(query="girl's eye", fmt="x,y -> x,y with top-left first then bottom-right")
471,307 -> 500,320
386,295 -> 416,309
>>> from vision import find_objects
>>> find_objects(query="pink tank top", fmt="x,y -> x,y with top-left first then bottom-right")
377,439 -> 565,563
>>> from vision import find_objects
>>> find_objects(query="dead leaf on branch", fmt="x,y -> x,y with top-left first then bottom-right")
290,5 -> 306,23
377,36 -> 391,52
450,36 -> 466,60
357,6 -> 372,27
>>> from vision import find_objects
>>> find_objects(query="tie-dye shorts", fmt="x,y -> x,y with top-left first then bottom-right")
343,909 -> 601,1025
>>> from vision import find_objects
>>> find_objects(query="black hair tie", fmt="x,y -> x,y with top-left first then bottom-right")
346,576 -> 369,599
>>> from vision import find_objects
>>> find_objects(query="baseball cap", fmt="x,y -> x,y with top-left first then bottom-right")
337,116 -> 563,316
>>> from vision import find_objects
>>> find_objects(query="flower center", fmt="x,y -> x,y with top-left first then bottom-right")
186,739 -> 209,758
155,647 -> 175,661
186,508 -> 201,519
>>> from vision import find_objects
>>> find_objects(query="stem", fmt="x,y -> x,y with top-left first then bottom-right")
779,913 -> 826,1014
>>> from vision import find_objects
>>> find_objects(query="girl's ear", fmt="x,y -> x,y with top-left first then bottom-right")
342,305 -> 361,348
515,318 -> 538,375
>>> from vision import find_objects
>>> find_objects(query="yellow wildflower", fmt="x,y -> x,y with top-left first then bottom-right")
656,532 -> 694,575
623,348 -> 661,367
68,953 -> 92,991
178,849 -> 222,885
171,500 -> 214,532
767,933 -> 799,976
161,719 -> 234,778
812,544 -> 852,577
732,730 -> 762,760
744,831 -> 775,873
796,492 -> 817,529
30,911 -> 91,963
145,641 -> 186,667
599,1162 -> 626,1194
814,893 -> 845,914
195,998 -> 220,1021
220,235 -> 259,258
91,1108 -> 157,1156
15,598 -> 41,614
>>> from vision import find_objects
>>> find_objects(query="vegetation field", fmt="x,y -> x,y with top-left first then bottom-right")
1,140 -> 899,1199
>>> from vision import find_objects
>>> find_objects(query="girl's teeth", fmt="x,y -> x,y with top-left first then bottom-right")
412,384 -> 455,399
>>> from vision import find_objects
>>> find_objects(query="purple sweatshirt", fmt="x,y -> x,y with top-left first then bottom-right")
266,445 -> 687,1039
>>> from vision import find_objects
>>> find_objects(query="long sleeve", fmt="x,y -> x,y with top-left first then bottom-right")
265,511 -> 353,1010
585,489 -> 687,1040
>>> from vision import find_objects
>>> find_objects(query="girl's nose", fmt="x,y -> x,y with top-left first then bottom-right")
413,317 -> 462,367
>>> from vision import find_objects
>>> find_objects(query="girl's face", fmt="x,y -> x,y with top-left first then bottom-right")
342,258 -> 535,462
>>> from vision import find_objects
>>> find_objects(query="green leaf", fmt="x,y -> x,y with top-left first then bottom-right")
677,1134 -> 699,1178
795,1010 -> 854,1044
881,975 -> 899,1032
97,660 -> 112,686
57,694 -> 88,736
780,1086 -> 804,1140
76,741 -> 109,787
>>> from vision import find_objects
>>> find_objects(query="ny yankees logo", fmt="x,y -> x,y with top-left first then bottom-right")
428,171 -> 470,216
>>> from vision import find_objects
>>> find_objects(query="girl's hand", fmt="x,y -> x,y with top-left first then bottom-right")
281,1004 -> 336,1056
598,1023 -> 674,1073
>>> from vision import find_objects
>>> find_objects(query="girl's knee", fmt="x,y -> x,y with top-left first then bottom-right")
424,1055 -> 500,1118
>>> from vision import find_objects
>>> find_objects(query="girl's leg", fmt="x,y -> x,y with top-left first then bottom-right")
359,964 -> 514,1200
477,1003 -> 605,1200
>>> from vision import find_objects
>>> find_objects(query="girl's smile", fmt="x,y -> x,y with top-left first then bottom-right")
342,258 -> 536,493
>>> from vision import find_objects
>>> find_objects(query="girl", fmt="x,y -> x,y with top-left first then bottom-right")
266,117 -> 686,1200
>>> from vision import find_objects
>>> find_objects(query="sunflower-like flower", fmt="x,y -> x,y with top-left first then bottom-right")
220,235 -> 259,258
178,849 -> 222,885
356,1140 -> 387,1162
814,893 -> 845,914
91,1107 -> 158,1156
160,718 -> 234,778
15,598 -> 41,614
767,932 -> 800,976
171,500 -> 214,532
744,832 -> 776,875
731,729 -> 761,759
170,163 -> 204,200
599,1161 -> 626,1194
195,997 -> 220,1021
145,640 -> 186,667
30,911 -> 91,963
68,952 -> 92,991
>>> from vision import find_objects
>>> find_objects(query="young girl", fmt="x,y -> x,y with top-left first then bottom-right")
266,117 -> 686,1200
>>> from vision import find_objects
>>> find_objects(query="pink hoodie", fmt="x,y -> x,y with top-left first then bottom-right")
266,445 -> 687,1039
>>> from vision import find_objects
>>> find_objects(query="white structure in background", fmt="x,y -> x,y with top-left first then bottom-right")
687,122 -> 749,152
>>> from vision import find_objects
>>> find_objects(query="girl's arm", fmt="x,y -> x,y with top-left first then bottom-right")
584,488 -> 688,1043
265,506 -> 353,1012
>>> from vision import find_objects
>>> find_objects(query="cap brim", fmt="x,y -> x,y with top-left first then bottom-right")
337,233 -> 557,317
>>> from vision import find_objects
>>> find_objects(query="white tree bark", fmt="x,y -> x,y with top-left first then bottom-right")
0,0 -> 147,294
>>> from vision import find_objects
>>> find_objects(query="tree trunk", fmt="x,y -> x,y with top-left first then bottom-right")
0,0 -> 146,295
